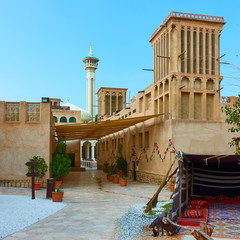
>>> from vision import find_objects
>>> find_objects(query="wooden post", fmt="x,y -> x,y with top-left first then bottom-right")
26,161 -> 39,200
179,160 -> 182,217
186,163 -> 189,204
191,162 -> 194,197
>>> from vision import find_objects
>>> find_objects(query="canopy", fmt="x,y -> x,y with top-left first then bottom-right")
55,114 -> 163,140
171,152 -> 240,220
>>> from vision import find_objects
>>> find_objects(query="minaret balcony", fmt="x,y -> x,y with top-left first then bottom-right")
84,63 -> 98,69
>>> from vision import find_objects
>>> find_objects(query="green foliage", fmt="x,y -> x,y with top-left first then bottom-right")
116,143 -> 128,173
56,187 -> 63,193
170,178 -> 175,184
28,156 -> 48,182
222,95 -> 240,154
121,176 -> 126,180
51,137 -> 72,180
104,161 -> 109,169
116,156 -> 127,173
95,114 -> 98,122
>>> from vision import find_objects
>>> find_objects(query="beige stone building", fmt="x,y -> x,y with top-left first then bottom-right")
97,12 -> 239,184
97,87 -> 127,120
0,101 -> 56,187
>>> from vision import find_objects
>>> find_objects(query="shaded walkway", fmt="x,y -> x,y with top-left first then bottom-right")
0,170 -> 171,240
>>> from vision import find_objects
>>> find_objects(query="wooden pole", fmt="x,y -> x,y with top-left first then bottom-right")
186,163 -> 189,204
145,161 -> 175,213
191,162 -> 194,197
179,160 -> 182,217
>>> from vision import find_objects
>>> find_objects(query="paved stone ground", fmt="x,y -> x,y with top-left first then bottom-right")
0,169 -> 172,240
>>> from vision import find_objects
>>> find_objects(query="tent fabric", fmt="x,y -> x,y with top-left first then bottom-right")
55,114 -> 163,140
171,153 -> 240,220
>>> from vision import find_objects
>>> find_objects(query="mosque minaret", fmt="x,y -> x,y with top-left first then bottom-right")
83,44 -> 99,122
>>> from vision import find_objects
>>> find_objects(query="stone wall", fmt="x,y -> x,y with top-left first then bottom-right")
0,179 -> 47,188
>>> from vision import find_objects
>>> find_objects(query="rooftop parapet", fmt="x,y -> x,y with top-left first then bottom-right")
150,11 -> 225,42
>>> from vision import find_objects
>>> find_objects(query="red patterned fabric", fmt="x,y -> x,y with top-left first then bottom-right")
191,200 -> 207,207
183,210 -> 203,218
187,204 -> 202,209
179,208 -> 208,226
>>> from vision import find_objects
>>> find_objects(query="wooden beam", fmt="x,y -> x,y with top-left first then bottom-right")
186,163 -> 189,204
179,161 -> 182,217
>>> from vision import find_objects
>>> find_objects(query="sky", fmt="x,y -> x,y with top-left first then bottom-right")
0,0 -> 240,110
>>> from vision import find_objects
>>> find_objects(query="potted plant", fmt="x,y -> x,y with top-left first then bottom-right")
116,144 -> 128,178
27,156 -> 48,190
170,178 -> 175,192
106,165 -> 112,181
103,161 -> 109,173
113,174 -> 119,184
51,137 -> 72,188
52,187 -> 64,202
116,156 -> 127,178
120,176 -> 127,187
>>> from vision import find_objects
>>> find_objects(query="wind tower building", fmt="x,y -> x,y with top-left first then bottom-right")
150,11 -> 225,121
83,45 -> 99,122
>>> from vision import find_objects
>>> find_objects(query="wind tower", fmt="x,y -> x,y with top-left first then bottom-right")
83,44 -> 99,122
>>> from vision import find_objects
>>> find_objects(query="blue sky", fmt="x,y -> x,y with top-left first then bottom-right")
0,0 -> 239,110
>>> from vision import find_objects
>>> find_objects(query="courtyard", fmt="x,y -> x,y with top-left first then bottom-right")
0,169 -> 171,240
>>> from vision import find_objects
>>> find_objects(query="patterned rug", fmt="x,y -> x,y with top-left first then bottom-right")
209,203 -> 240,221
178,203 -> 240,238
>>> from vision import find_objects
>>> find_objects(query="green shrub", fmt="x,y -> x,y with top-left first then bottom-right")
51,137 -> 71,180
28,156 -> 48,182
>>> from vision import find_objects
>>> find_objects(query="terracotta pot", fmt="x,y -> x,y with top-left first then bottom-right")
120,179 -> 127,187
170,183 -> 175,192
107,174 -> 111,181
52,192 -> 64,202
113,176 -> 119,184
34,182 -> 41,190
109,175 -> 113,182
59,178 -> 64,184
118,172 -> 124,178
55,181 -> 62,189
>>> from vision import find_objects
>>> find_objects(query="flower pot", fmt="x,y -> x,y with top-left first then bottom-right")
55,181 -> 62,189
118,172 -> 124,178
52,192 -> 64,202
107,174 -> 111,181
59,178 -> 64,184
108,175 -> 113,182
34,182 -> 41,190
113,176 -> 119,184
120,179 -> 127,187
170,183 -> 175,192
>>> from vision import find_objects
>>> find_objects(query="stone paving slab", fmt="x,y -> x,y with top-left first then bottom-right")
0,170 -> 172,240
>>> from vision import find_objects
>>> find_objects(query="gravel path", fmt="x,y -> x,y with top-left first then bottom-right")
115,201 -> 171,240
0,195 -> 66,239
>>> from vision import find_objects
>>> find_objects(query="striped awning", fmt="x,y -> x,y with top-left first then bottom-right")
55,114 -> 163,140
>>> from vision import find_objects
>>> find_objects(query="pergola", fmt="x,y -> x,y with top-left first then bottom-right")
55,114 -> 163,140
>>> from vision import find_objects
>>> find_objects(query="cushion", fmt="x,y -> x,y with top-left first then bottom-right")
191,200 -> 207,207
187,204 -> 203,209
183,210 -> 203,218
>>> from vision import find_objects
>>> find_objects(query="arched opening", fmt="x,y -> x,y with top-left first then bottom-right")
69,117 -> 76,123
60,116 -> 67,123
53,116 -> 58,123
194,78 -> 202,90
206,79 -> 214,90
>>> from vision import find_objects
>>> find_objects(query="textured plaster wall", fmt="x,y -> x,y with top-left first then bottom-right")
0,101 -> 52,180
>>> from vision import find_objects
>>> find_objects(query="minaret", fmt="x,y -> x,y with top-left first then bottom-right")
83,44 -> 99,122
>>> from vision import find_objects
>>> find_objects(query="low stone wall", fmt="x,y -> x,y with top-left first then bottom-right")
136,171 -> 164,185
0,179 -> 47,188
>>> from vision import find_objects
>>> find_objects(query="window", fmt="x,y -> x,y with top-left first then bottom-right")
60,117 -> 67,123
69,117 -> 76,123
139,133 -> 143,147
139,97 -> 143,112
5,103 -> 20,121
133,109 -> 136,114
54,116 -> 58,123
145,132 -> 149,148
27,103 -> 40,122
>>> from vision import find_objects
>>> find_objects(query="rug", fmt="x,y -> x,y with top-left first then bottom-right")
209,203 -> 240,221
